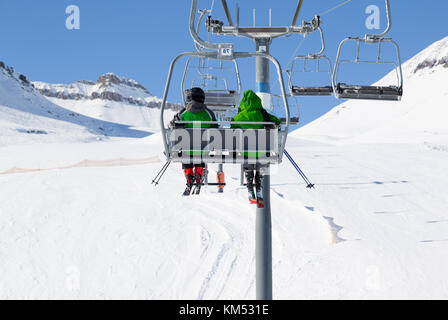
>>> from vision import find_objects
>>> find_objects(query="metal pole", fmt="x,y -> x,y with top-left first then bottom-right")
255,38 -> 273,300
221,0 -> 234,26
256,166 -> 272,300
256,39 -> 272,109
291,0 -> 304,26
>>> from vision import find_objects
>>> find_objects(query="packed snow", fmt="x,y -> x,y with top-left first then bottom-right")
0,37 -> 448,299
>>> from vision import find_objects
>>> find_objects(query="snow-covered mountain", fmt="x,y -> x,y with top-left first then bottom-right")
0,63 -> 153,146
296,36 -> 448,145
0,63 -> 180,147
33,73 -> 181,128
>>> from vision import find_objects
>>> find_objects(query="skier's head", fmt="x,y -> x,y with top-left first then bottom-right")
187,87 -> 206,104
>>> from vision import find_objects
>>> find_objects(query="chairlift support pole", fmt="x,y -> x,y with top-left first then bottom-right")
255,37 -> 272,301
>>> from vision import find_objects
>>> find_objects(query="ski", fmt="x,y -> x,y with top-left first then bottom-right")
192,175 -> 205,195
248,188 -> 257,204
193,185 -> 202,195
183,185 -> 193,196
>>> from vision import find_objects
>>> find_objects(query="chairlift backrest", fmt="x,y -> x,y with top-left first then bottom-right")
181,56 -> 242,112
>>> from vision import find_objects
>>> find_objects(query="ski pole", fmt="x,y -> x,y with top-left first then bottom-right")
285,151 -> 314,188
153,161 -> 170,186
152,161 -> 171,186
286,153 -> 314,189
284,150 -> 315,189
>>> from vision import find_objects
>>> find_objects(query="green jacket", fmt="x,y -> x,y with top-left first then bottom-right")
231,90 -> 281,129
171,101 -> 217,157
172,101 -> 217,128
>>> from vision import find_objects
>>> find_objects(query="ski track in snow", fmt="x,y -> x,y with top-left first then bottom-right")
1,135 -> 448,299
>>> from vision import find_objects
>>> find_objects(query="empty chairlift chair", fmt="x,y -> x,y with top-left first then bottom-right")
182,57 -> 242,113
288,25 -> 334,97
332,0 -> 403,101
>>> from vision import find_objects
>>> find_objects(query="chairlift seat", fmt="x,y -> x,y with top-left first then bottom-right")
335,83 -> 402,101
291,86 -> 333,97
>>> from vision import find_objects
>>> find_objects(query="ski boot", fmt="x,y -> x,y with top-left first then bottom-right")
193,166 -> 205,195
183,168 -> 194,196
217,171 -> 225,194
255,171 -> 264,208
245,170 -> 257,204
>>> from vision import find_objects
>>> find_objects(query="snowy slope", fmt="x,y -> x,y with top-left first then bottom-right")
33,74 -> 180,130
1,133 -> 447,299
296,36 -> 448,145
1,37 -> 448,300
0,64 -> 150,146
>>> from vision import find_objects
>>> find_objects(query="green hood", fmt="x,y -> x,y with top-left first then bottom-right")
238,90 -> 264,113
232,89 -> 281,130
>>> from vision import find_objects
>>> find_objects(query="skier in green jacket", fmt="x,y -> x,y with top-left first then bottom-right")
231,90 -> 281,206
172,87 -> 217,196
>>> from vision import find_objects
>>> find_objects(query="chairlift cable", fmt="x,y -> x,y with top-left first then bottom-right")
270,34 -> 306,93
210,0 -> 215,14
319,0 -> 353,16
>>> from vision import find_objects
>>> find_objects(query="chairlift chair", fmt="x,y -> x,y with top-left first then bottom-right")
269,93 -> 300,125
332,0 -> 403,101
288,26 -> 334,97
181,5 -> 242,114
181,56 -> 242,113
161,51 -> 291,166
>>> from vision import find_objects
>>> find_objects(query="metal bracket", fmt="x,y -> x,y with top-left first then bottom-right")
217,44 -> 235,60
206,16 -> 224,33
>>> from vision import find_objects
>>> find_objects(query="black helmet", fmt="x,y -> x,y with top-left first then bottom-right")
186,87 -> 206,103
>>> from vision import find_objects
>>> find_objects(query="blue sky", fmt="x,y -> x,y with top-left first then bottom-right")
0,0 -> 447,126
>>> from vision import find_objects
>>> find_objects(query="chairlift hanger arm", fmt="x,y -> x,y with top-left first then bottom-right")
196,9 -> 212,52
300,25 -> 325,58
366,0 -> 392,39
189,0 -> 233,52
